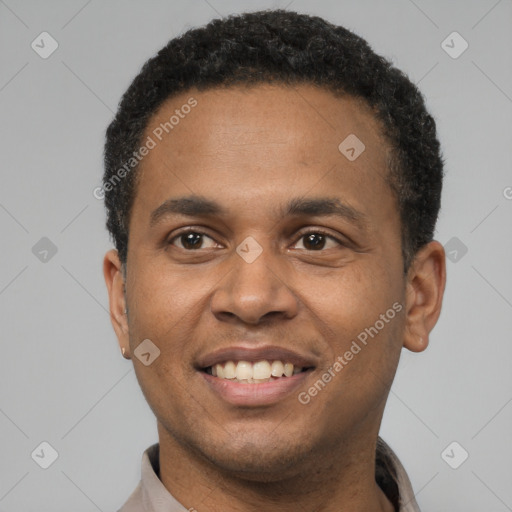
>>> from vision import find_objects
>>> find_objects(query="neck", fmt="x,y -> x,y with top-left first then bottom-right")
156,424 -> 395,512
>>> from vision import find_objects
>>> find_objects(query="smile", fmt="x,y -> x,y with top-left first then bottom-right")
204,359 -> 307,383
197,345 -> 317,405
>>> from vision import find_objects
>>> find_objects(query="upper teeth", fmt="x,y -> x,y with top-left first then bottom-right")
210,360 -> 302,382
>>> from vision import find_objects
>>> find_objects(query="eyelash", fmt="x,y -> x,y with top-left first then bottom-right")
167,227 -> 346,251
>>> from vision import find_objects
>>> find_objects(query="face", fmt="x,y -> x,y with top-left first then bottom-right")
104,84 -> 445,480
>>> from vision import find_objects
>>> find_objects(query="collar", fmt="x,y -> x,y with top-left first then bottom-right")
118,438 -> 421,512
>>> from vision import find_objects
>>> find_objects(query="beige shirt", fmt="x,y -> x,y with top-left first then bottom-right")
118,438 -> 420,512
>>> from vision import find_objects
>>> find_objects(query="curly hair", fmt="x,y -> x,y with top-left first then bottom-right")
103,9 -> 443,273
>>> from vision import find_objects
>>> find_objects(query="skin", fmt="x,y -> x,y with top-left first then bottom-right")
104,84 -> 446,512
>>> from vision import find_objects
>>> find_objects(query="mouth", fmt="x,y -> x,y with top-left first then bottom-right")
202,359 -> 313,384
197,346 -> 317,406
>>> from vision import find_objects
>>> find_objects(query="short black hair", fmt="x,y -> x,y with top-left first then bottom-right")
103,9 -> 443,273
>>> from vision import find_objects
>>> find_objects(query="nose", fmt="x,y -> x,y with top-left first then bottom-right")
210,241 -> 299,326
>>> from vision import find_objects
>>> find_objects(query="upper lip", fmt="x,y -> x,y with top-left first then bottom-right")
197,345 -> 318,370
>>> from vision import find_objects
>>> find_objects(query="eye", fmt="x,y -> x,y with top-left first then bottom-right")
292,230 -> 343,251
168,230 -> 218,250
166,228 -> 345,252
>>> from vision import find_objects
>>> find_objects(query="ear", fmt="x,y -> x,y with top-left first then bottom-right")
103,249 -> 131,359
403,240 -> 446,352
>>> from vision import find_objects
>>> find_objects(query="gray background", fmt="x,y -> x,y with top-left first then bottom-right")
0,0 -> 511,510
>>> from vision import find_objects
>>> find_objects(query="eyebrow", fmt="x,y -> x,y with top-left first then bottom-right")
149,195 -> 368,230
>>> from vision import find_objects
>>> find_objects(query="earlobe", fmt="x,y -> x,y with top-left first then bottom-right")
402,241 -> 446,353
103,249 -> 132,359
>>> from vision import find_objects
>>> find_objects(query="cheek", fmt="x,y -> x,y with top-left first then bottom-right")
128,262 -> 203,331
126,263 -> 213,398
323,261 -> 398,325
313,260 -> 404,385
317,284 -> 404,425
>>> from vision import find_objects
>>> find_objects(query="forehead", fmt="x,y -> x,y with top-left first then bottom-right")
144,83 -> 388,161
131,83 -> 395,228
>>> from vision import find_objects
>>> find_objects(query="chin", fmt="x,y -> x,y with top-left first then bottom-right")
196,436 -> 312,482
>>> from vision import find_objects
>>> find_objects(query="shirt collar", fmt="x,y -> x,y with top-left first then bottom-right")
119,438 -> 420,512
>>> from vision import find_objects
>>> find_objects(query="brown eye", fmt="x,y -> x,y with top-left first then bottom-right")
293,231 -> 342,251
168,231 -> 217,250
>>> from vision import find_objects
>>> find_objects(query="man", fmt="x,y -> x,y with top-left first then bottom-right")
102,9 -> 446,512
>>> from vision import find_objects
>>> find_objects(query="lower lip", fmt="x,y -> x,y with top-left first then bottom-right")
201,371 -> 312,406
